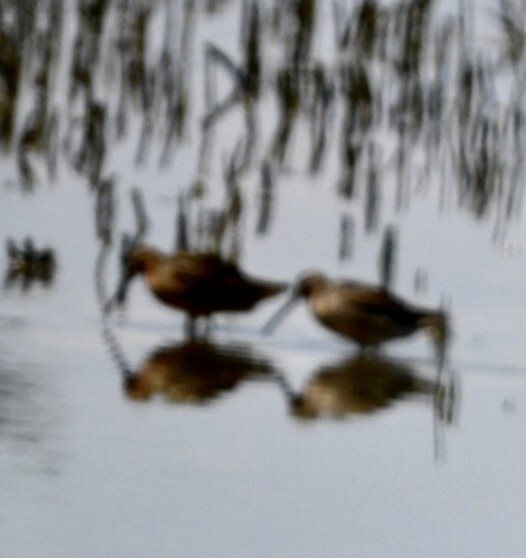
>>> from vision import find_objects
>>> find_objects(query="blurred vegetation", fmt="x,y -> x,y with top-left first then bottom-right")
1,0 -> 524,257
4,237 -> 56,290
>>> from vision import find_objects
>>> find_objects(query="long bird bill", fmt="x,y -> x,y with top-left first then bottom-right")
114,268 -> 134,305
261,290 -> 301,334
104,268 -> 133,314
104,234 -> 138,314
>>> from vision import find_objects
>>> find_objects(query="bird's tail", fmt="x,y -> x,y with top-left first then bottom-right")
258,280 -> 289,299
418,310 -> 450,368
419,311 -> 449,342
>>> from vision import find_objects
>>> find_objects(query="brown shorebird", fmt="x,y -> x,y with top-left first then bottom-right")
263,271 -> 449,356
111,244 -> 287,337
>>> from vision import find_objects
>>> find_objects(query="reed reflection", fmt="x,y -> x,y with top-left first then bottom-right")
4,238 -> 57,291
0,20 -> 21,151
0,318 -> 62,475
0,0 -> 522,243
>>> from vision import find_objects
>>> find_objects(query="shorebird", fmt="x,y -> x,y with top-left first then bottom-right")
263,271 -> 449,357
110,244 -> 287,337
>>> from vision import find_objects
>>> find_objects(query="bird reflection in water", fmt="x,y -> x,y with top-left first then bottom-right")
277,353 -> 457,425
122,339 -> 276,404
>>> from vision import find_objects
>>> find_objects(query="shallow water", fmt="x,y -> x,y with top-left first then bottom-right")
2,1 -> 526,557
2,177 -> 526,558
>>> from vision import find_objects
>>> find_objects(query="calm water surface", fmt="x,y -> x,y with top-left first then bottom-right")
1,1 -> 526,557
2,171 -> 526,558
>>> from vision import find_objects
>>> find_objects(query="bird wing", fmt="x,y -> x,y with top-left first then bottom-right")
337,283 -> 420,326
168,253 -> 244,290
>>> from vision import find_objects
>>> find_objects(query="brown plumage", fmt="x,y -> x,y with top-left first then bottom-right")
113,245 -> 287,335
283,354 -> 440,420
263,271 -> 449,354
125,340 -> 275,403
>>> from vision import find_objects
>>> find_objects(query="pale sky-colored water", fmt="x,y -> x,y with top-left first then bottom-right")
1,1 -> 526,556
